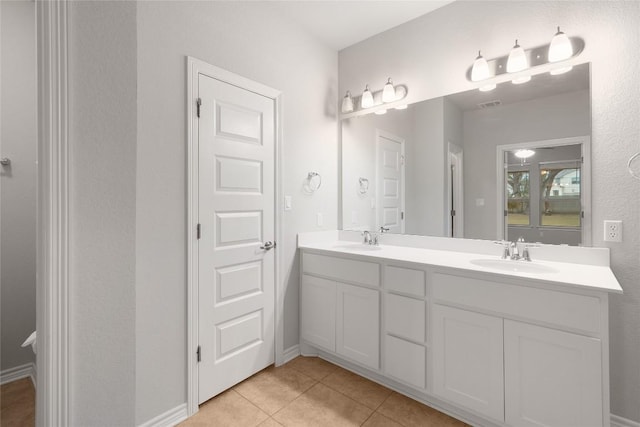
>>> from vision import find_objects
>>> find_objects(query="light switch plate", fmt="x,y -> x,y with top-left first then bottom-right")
284,196 -> 292,211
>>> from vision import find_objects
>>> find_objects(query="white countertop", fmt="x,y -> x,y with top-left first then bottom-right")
298,239 -> 623,294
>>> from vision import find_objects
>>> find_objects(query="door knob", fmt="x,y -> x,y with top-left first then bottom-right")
0,157 -> 10,166
260,241 -> 276,251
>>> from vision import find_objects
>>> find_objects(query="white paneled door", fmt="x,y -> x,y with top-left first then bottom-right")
376,130 -> 405,233
197,72 -> 275,403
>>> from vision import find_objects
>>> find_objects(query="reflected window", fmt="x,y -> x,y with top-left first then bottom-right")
540,166 -> 581,227
507,170 -> 530,226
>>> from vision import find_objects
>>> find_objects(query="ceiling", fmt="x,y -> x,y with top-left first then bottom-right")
269,1 -> 455,51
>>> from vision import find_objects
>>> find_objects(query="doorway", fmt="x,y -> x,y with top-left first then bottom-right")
375,130 -> 405,234
187,58 -> 283,414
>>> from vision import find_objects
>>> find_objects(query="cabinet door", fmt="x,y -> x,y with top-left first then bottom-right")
504,320 -> 602,427
336,283 -> 380,369
300,275 -> 336,352
433,304 -> 504,421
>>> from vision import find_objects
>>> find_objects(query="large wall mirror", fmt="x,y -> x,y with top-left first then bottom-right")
341,63 -> 591,246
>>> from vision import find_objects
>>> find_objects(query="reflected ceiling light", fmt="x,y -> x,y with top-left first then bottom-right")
549,27 -> 573,62
341,91 -> 354,113
550,66 -> 573,75
374,109 -> 387,115
471,51 -> 490,81
514,149 -> 535,159
512,75 -> 532,84
506,39 -> 528,73
395,104 -> 408,110
479,83 -> 497,92
382,78 -> 396,103
361,85 -> 374,109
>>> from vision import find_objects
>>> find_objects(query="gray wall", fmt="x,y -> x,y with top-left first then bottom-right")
68,2 -> 137,424
339,1 -> 640,421
0,0 -> 37,372
135,2 -> 338,424
463,90 -> 590,241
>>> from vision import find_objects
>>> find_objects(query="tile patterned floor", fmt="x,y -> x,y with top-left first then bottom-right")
181,356 -> 468,427
0,378 -> 35,427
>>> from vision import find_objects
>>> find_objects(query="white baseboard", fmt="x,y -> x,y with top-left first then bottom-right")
612,414 -> 640,427
283,344 -> 300,364
138,403 -> 188,427
1,362 -> 36,386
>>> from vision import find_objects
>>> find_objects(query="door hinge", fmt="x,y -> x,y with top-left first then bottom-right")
197,223 -> 201,239
197,345 -> 201,362
451,209 -> 456,217
401,211 -> 405,220
504,209 -> 508,217
401,155 -> 406,166
196,98 -> 202,118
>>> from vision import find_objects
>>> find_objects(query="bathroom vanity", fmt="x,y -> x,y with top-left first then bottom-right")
298,231 -> 622,427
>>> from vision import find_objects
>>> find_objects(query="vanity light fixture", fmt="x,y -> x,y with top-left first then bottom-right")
341,91 -> 354,113
471,51 -> 490,81
382,78 -> 396,103
361,85 -> 374,109
549,27 -> 573,75
507,40 -> 528,73
514,149 -> 535,159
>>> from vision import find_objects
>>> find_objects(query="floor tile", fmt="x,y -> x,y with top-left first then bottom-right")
321,366 -> 393,410
257,418 -> 283,426
285,356 -> 338,381
377,392 -> 468,427
1,378 -> 35,427
362,412 -> 404,427
273,382 -> 373,427
180,389 -> 269,427
234,364 -> 316,415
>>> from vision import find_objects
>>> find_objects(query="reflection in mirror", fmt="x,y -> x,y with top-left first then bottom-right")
341,63 -> 590,246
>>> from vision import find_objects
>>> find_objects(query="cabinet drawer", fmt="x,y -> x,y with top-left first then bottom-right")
432,272 -> 600,335
384,335 -> 426,390
385,265 -> 426,297
303,252 -> 379,288
385,294 -> 425,343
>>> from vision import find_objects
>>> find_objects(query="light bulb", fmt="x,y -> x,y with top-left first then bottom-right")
374,109 -> 387,115
479,83 -> 496,92
549,27 -> 573,62
512,75 -> 531,84
471,51 -> 490,81
361,85 -> 374,109
341,91 -> 354,113
506,39 -> 528,73
382,78 -> 396,103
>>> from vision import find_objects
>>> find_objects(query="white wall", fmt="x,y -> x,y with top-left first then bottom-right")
68,2 -> 137,424
0,0 -> 37,372
135,2 -> 338,423
339,1 -> 640,422
463,89 -> 590,240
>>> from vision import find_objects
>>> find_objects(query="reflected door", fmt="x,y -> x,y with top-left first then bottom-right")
376,130 -> 405,233
197,73 -> 275,403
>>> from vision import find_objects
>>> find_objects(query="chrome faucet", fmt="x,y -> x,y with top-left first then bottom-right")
362,230 -> 371,244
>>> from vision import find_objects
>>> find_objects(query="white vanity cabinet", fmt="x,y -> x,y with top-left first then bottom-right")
300,252 -> 380,370
432,271 -> 606,426
298,242 -> 616,427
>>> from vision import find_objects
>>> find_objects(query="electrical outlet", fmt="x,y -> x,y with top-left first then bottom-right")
604,220 -> 623,242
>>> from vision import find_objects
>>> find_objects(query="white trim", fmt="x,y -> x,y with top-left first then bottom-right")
447,142 -> 464,238
611,414 -> 640,427
0,363 -> 36,386
137,404 -> 188,427
282,345 -> 301,364
496,136 -> 591,245
186,57 -> 283,417
36,1 -> 70,426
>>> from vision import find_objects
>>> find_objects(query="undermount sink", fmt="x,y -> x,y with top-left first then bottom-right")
470,258 -> 558,274
332,243 -> 383,251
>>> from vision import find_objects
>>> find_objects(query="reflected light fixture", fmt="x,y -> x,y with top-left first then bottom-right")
514,149 -> 535,159
382,78 -> 396,103
395,104 -> 408,110
341,91 -> 354,113
480,83 -> 497,92
361,85 -> 374,109
471,51 -> 490,81
374,109 -> 387,115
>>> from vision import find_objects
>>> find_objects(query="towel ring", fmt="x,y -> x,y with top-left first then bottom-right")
628,152 -> 640,181
304,172 -> 322,193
